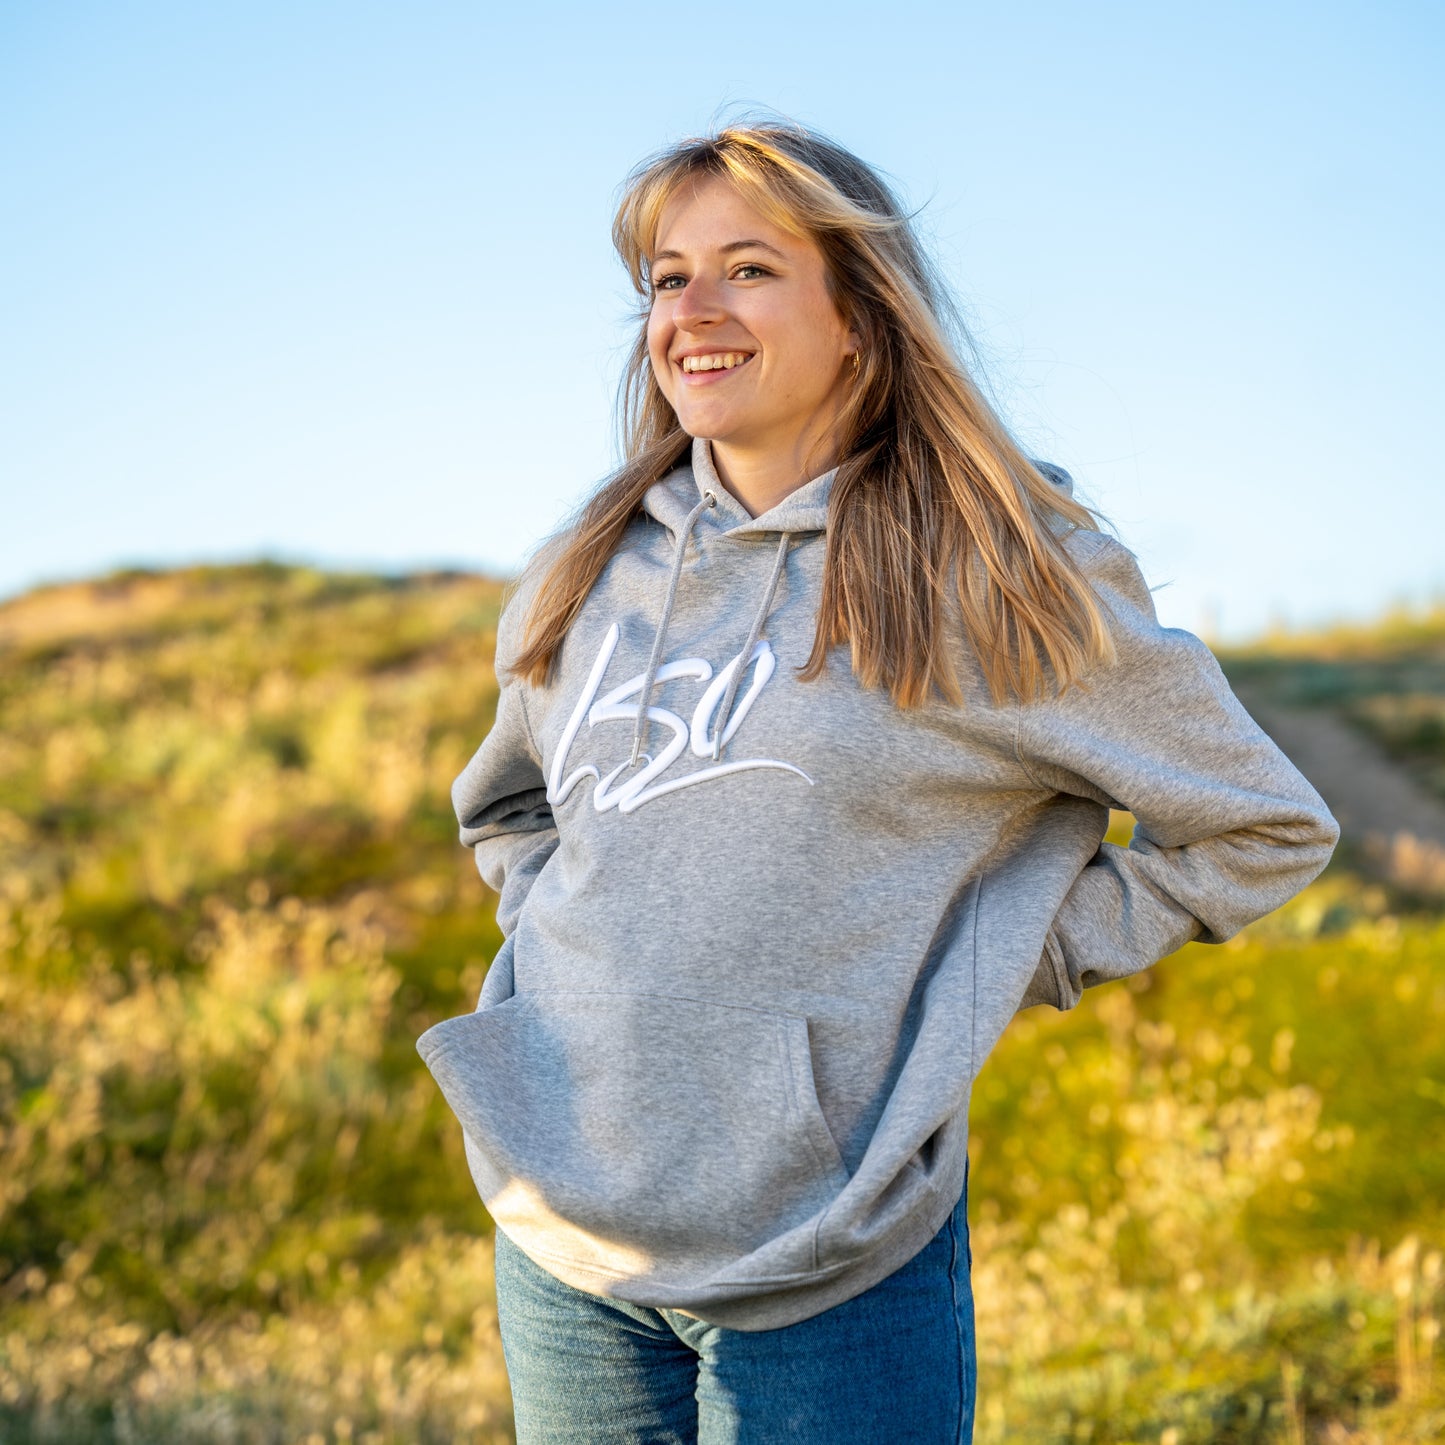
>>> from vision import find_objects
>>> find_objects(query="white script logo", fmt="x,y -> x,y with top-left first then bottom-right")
546,623 -> 813,815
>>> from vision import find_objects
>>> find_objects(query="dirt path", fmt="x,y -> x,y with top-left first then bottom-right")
1234,685 -> 1445,895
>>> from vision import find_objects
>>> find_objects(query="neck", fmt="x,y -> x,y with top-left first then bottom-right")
709,432 -> 840,518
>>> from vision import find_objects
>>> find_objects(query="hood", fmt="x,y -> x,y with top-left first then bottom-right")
1034,459 -> 1075,497
641,438 -> 836,542
642,440 -> 1075,542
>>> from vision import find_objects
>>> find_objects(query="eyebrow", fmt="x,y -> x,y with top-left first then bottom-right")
650,238 -> 789,264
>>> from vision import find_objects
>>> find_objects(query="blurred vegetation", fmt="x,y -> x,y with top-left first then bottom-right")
0,568 -> 1441,1442
1220,604 -> 1445,802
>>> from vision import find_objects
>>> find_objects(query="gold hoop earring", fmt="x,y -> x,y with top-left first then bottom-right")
850,351 -> 862,381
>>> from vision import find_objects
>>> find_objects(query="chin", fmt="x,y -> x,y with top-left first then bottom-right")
672,411 -> 736,443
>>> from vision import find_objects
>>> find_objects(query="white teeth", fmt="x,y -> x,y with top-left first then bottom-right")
681,352 -> 751,373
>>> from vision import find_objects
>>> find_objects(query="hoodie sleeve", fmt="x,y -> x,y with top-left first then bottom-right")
452,593 -> 559,938
1014,534 -> 1339,1010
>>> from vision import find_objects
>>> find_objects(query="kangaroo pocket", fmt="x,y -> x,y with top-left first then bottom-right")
417,989 -> 849,1288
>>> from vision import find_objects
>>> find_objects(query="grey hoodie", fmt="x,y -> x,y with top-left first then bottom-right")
417,439 -> 1338,1330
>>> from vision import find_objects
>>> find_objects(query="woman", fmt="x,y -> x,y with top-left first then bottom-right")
418,122 -> 1338,1442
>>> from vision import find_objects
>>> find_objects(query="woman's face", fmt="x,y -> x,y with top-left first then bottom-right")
646,176 -> 858,474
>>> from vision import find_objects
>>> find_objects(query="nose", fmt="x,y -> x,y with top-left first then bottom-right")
671,274 -> 726,331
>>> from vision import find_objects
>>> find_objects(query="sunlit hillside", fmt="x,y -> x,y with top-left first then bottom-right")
1,567 -> 1442,1443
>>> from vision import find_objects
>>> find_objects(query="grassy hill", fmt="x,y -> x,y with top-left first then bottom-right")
1,567 -> 1442,1443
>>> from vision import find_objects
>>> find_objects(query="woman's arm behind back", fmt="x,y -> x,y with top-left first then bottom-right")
1015,534 -> 1340,1010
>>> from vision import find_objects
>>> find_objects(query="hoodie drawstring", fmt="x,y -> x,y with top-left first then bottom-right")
628,492 -> 795,770
709,529 -> 792,761
629,491 -> 717,768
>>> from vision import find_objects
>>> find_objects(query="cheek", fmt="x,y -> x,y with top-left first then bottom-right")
646,312 -> 674,389
793,294 -> 848,379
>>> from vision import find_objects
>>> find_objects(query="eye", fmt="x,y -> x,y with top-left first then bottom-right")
650,272 -> 687,293
731,263 -> 771,280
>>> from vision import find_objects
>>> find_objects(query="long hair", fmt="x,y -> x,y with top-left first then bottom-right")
511,121 -> 1113,706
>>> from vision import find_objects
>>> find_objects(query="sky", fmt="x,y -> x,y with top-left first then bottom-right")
2,0 -> 1442,638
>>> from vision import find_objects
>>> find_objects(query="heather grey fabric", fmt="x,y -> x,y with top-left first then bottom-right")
417,439 -> 1338,1330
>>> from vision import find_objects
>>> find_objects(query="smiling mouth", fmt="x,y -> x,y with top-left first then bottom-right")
679,352 -> 755,374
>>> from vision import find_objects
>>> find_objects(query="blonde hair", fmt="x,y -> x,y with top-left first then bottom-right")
512,121 -> 1113,706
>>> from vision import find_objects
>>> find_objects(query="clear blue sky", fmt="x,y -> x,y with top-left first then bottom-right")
3,1 -> 1441,637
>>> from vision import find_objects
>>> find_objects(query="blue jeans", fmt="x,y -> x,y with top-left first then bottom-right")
493,1186 -> 976,1444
